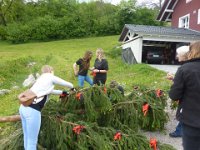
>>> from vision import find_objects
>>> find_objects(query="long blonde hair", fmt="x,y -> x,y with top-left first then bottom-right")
188,41 -> 200,60
96,48 -> 105,61
41,65 -> 54,73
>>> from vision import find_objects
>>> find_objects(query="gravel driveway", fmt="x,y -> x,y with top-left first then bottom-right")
150,64 -> 180,74
147,65 -> 183,150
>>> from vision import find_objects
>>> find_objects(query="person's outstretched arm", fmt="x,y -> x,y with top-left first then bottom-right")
52,76 -> 73,88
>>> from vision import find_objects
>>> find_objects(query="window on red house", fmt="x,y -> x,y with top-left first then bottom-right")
179,14 -> 190,28
186,0 -> 192,3
198,9 -> 200,24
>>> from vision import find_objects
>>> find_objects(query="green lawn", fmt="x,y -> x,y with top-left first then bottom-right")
0,35 -> 171,118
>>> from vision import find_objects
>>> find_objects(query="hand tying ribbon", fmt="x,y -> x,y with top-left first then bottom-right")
90,71 -> 96,77
59,91 -> 69,98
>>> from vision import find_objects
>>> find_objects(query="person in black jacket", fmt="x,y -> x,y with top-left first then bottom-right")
167,45 -> 189,138
91,48 -> 108,85
169,41 -> 200,150
73,51 -> 93,87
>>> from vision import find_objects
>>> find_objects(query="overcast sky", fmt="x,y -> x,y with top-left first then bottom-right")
111,0 -> 159,5
78,0 -> 160,5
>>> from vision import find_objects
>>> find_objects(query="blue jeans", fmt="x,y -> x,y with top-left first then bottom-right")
78,75 -> 93,87
175,122 -> 182,135
19,105 -> 41,150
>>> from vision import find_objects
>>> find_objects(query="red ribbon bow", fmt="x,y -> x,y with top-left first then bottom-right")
142,103 -> 149,116
104,87 -> 107,94
156,89 -> 163,97
60,93 -> 67,98
76,92 -> 82,100
90,71 -> 96,77
114,132 -> 122,141
73,125 -> 85,135
150,138 -> 157,150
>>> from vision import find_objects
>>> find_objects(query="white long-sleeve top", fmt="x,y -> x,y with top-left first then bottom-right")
30,73 -> 73,98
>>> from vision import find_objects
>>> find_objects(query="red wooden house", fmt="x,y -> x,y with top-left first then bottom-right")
157,0 -> 200,31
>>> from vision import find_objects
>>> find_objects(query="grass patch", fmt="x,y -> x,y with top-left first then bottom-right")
0,35 -> 171,124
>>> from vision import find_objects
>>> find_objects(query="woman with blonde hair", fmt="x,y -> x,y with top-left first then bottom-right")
19,65 -> 73,150
73,50 -> 93,87
169,41 -> 200,150
92,48 -> 108,85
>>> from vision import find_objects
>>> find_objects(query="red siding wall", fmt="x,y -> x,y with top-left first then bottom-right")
172,0 -> 200,31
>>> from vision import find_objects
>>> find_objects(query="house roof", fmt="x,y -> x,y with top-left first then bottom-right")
119,24 -> 200,42
156,0 -> 179,21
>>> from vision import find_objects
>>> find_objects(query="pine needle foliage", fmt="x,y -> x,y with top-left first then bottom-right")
0,86 -> 174,150
127,85 -> 169,131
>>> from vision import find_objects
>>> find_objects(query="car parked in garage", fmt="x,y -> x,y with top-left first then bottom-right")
146,49 -> 164,64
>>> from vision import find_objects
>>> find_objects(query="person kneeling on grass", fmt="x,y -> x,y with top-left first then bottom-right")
109,80 -> 124,96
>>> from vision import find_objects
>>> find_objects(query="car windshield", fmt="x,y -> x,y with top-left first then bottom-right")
148,50 -> 162,55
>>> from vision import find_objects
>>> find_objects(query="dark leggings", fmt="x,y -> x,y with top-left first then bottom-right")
93,78 -> 106,86
182,123 -> 200,150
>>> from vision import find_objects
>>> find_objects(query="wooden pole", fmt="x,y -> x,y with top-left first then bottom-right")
0,115 -> 21,122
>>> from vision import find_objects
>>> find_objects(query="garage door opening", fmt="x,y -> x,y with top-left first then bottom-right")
142,41 -> 190,65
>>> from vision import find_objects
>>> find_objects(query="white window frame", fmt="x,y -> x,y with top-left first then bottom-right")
179,14 -> 190,28
198,9 -> 200,24
186,0 -> 192,3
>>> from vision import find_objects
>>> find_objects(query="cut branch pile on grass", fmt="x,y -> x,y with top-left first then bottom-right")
0,86 -> 175,150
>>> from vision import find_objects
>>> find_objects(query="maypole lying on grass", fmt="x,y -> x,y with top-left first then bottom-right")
0,86 -> 175,150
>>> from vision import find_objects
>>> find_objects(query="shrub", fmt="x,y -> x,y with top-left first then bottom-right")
6,23 -> 31,43
0,25 -> 7,40
29,16 -> 61,41
106,46 -> 122,58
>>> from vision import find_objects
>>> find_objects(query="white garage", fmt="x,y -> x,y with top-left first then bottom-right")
119,24 -> 200,64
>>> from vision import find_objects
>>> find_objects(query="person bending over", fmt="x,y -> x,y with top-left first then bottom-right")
19,65 -> 73,150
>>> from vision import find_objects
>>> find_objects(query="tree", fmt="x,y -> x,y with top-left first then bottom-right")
117,0 -> 137,29
0,0 -> 27,26
0,0 -> 14,26
137,0 -> 164,10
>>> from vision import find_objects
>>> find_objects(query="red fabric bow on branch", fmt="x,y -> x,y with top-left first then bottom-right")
150,138 -> 157,150
59,91 -> 69,98
142,103 -> 149,116
104,87 -> 107,94
114,132 -> 122,141
76,92 -> 82,101
156,89 -> 163,97
73,125 -> 85,135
